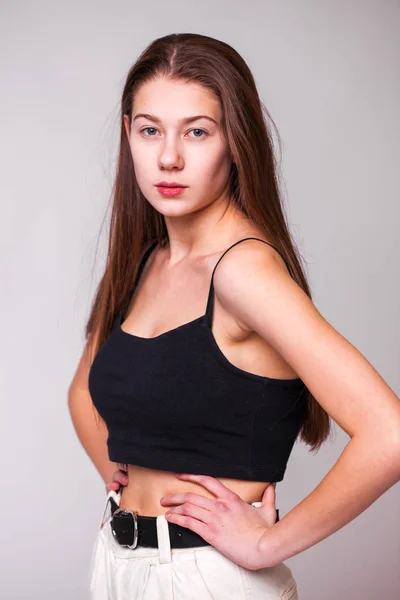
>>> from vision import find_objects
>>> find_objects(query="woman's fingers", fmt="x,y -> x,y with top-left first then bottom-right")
161,491 -> 217,511
163,510 -> 210,540
114,467 -> 128,485
257,483 -> 278,527
105,481 -> 121,492
105,466 -> 129,492
165,501 -> 212,525
174,473 -> 240,501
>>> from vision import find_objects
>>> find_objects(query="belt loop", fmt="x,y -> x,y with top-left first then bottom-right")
156,514 -> 172,563
99,489 -> 121,529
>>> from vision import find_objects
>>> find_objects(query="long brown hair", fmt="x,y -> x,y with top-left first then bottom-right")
85,32 -> 333,452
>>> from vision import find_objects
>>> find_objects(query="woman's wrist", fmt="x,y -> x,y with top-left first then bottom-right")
255,523 -> 282,569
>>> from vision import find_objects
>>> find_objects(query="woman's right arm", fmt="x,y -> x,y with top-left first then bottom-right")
68,330 -> 118,486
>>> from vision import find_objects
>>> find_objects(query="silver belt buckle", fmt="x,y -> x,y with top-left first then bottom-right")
111,508 -> 139,549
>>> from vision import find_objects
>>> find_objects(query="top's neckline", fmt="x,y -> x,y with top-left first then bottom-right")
117,308 -> 304,386
117,236 -> 296,344
118,238 -> 210,340
118,311 -> 206,341
115,238 -> 304,385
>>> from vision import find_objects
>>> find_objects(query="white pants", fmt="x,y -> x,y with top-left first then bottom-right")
89,488 -> 298,599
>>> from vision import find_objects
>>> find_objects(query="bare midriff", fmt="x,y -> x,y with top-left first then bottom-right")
118,463 -> 273,516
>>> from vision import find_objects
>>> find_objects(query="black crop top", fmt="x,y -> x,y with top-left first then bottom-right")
88,237 -> 307,482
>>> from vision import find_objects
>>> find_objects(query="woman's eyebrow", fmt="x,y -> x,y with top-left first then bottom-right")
133,113 -> 218,125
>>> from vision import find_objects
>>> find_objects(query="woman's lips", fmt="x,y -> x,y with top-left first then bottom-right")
156,185 -> 187,197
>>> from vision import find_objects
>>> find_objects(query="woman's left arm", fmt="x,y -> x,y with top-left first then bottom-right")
259,433 -> 400,567
216,243 -> 400,568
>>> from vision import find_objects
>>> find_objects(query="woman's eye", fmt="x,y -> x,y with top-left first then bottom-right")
140,127 -> 208,138
141,127 -> 158,136
188,128 -> 207,138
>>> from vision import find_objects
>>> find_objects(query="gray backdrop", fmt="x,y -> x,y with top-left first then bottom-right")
1,1 -> 399,598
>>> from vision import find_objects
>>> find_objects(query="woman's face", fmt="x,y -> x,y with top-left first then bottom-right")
123,76 -> 233,217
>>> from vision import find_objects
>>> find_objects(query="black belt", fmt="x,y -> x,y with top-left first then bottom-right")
109,496 -> 279,549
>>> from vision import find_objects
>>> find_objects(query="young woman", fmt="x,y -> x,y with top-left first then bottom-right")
68,32 -> 400,599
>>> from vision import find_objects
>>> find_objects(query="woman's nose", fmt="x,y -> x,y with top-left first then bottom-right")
158,140 -> 184,169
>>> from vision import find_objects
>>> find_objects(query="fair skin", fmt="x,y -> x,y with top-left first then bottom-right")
70,75 -> 400,570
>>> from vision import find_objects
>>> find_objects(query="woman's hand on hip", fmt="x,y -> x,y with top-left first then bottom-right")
105,463 -> 128,493
160,473 -> 278,570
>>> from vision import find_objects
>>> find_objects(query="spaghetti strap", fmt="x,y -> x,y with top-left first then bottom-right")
204,237 -> 293,328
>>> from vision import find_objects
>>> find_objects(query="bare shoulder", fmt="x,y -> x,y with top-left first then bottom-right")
223,235 -> 290,272
211,235 -> 293,323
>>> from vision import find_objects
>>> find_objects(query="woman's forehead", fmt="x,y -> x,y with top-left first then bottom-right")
132,77 -> 221,120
